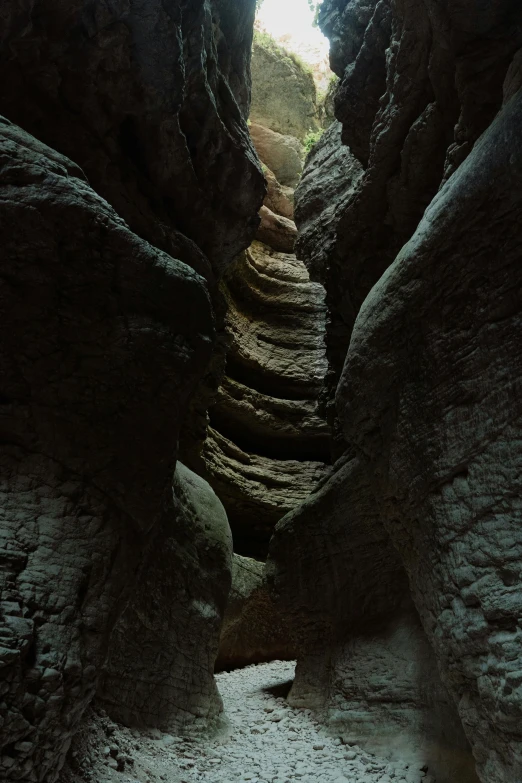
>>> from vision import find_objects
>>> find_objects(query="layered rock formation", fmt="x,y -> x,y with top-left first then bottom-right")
185,36 -> 331,558
2,1 -> 521,782
199,236 -> 330,556
268,3 -> 522,783
0,2 -> 264,780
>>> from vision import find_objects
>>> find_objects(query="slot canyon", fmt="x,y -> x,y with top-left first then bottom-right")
0,1 -> 521,782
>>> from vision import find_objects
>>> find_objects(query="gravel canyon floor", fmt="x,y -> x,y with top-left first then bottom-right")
64,661 -> 434,783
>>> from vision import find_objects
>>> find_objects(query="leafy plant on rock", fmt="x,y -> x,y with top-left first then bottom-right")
303,128 -> 324,155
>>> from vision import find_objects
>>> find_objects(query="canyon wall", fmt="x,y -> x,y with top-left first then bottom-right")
0,0 -> 264,278
302,0 -> 522,438
250,31 -> 321,142
190,35 -> 331,559
1,1 -> 521,782
0,1 -> 264,780
268,2 -> 522,782
217,553 -> 297,670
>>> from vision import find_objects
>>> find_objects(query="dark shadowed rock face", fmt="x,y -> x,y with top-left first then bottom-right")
295,122 -> 362,284
217,554 -> 297,670
0,1 -> 266,492
0,0 -> 265,278
294,122 -> 362,429
337,91 -> 522,782
310,0 -> 522,413
0,117 -> 216,781
98,463 -> 232,733
267,458 -> 479,783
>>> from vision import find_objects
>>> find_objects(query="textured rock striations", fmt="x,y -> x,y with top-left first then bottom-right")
0,0 -> 265,279
269,3 -> 522,783
0,0 -> 267,536
250,32 -> 320,142
336,91 -> 522,782
0,1 -> 265,779
0,118 -> 216,781
98,463 -> 232,733
187,44 -> 331,558
308,0 -> 522,426
267,458 -> 479,783
294,121 -> 362,294
199,239 -> 330,556
294,121 -> 363,413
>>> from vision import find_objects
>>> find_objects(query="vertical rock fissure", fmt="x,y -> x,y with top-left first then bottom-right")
189,31 -> 334,562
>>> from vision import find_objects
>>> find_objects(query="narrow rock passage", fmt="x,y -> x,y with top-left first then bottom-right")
183,661 -> 431,783
63,661 -> 435,783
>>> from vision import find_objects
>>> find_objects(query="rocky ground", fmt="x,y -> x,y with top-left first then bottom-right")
62,661 -> 435,783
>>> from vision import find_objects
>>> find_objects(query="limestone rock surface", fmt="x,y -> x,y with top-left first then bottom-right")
311,0 -> 522,413
194,241 -> 330,555
185,36 -> 332,556
256,205 -> 297,253
216,554 -> 296,670
182,23 -> 331,561
202,429 -> 327,557
337,91 -> 522,783
250,34 -> 320,141
269,6 -> 522,783
263,165 -> 295,219
98,463 -> 233,733
223,245 -> 328,402
250,123 -> 304,188
294,123 -> 362,425
295,121 -> 362,284
212,377 -> 329,461
0,117 -> 214,782
267,457 -> 478,783
0,0 -> 265,277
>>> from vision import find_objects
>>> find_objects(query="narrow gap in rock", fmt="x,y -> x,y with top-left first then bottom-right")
0,0 -> 519,781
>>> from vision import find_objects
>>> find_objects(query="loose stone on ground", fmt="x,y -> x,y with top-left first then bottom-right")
183,661 -> 432,783
61,661 -> 434,783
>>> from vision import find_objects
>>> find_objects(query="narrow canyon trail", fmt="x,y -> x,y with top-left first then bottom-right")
185,661 -> 430,783
70,662 -> 432,783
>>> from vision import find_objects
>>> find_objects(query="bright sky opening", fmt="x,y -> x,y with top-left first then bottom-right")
256,0 -> 330,70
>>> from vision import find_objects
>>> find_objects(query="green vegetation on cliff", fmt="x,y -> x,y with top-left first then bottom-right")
250,29 -> 320,141
253,29 -> 313,77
